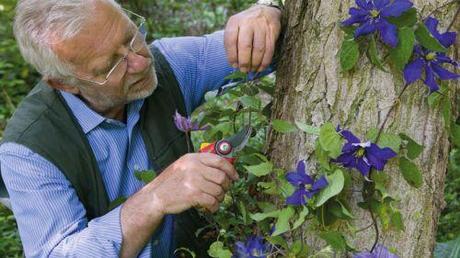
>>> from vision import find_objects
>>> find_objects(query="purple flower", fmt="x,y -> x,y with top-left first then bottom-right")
285,160 -> 328,206
353,244 -> 399,258
334,129 -> 397,177
173,110 -> 209,133
233,236 -> 269,258
342,0 -> 413,47
403,17 -> 459,92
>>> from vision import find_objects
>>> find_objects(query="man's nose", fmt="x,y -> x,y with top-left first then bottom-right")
126,52 -> 150,74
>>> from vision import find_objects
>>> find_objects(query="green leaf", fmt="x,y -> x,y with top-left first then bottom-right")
224,71 -> 247,80
390,211 -> 405,232
239,95 -> 261,109
134,169 -> 156,184
366,128 -> 401,153
295,121 -> 320,135
387,8 -> 417,27
368,36 -> 386,71
389,27 -> 415,70
399,157 -> 423,188
319,123 -> 344,159
250,210 -> 280,222
339,38 -> 360,71
244,162 -> 273,177
399,133 -> 423,160
316,170 -> 345,207
292,206 -> 309,230
316,140 -> 331,170
415,23 -> 447,53
208,241 -> 232,258
267,236 -> 288,250
272,207 -> 295,236
319,231 -> 347,251
272,119 -> 297,133
372,172 -> 391,200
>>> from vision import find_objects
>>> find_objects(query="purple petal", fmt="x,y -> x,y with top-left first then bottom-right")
342,10 -> 369,26
380,0 -> 413,17
377,20 -> 398,47
431,62 -> 460,80
424,17 -> 456,48
356,158 -> 371,176
373,244 -> 399,258
356,0 -> 374,10
424,65 -> 440,92
341,130 -> 361,143
355,20 -> 378,38
343,142 -> 360,153
285,172 -> 305,186
286,188 -> 307,206
436,54 -> 459,67
350,7 -> 371,17
404,58 -> 424,84
437,31 -> 457,48
374,0 -> 390,9
297,160 -> 314,184
335,153 -> 356,167
312,176 -> 329,191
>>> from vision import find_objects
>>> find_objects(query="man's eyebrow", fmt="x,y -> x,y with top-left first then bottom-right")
92,24 -> 135,74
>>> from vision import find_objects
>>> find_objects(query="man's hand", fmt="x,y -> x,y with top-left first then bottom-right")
149,153 -> 239,214
224,5 -> 282,73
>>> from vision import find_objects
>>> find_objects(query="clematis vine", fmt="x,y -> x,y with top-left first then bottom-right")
285,160 -> 328,206
173,110 -> 209,133
342,0 -> 413,47
233,236 -> 269,258
404,17 -> 459,92
334,129 -> 397,177
353,244 -> 399,258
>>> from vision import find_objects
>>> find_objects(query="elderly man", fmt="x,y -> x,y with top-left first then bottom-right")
0,0 -> 281,257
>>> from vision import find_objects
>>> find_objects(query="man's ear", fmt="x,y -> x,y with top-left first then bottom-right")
46,78 -> 81,95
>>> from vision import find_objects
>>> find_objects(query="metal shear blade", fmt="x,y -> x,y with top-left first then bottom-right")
224,126 -> 252,152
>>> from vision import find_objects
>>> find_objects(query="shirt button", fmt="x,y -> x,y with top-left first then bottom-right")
153,240 -> 159,246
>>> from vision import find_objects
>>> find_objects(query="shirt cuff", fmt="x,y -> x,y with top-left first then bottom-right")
87,205 -> 123,252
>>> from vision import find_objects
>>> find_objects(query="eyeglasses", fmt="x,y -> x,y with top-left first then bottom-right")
75,9 -> 147,86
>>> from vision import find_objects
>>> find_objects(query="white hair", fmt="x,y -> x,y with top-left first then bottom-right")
14,0 -> 122,81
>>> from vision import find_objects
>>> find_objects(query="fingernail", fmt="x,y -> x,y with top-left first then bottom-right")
232,63 -> 238,68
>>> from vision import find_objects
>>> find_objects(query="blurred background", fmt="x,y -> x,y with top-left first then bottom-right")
0,0 -> 458,257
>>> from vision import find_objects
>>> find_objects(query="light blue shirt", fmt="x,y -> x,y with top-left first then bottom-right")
0,31 -> 271,257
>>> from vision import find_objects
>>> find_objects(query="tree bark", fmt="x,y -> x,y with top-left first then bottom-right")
267,0 -> 459,257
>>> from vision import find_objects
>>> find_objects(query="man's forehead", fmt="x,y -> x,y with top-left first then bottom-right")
50,0 -> 128,66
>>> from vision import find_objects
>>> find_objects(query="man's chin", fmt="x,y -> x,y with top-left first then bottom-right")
126,71 -> 158,102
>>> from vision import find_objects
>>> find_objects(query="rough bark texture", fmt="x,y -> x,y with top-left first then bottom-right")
267,0 -> 459,257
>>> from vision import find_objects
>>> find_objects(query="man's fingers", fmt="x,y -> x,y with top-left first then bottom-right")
237,26 -> 255,73
198,179 -> 225,199
224,18 -> 239,68
258,27 -> 276,73
196,193 -> 220,213
202,168 -> 232,191
251,27 -> 266,72
199,153 -> 239,181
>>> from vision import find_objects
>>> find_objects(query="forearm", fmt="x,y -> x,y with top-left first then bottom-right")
120,183 -> 165,258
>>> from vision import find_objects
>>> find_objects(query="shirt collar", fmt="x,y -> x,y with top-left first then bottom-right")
60,91 -> 106,134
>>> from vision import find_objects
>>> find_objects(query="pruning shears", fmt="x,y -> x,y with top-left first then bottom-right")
199,126 -> 252,164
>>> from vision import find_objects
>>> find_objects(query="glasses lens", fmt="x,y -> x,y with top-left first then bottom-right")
131,23 -> 147,52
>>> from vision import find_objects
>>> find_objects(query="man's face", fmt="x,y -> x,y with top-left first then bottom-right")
52,1 -> 157,114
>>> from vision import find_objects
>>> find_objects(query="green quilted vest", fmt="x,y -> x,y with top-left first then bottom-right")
0,47 -> 211,257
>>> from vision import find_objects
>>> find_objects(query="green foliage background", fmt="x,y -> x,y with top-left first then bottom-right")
0,0 -> 458,256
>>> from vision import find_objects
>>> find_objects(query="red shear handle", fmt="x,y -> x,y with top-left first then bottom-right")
199,141 -> 237,164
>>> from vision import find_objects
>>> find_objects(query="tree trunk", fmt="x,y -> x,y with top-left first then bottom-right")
267,0 -> 459,257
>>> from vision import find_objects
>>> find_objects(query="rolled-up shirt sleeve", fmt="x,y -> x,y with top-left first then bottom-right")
0,142 -> 123,257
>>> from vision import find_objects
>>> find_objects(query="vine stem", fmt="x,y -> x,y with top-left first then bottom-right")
366,83 -> 409,253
